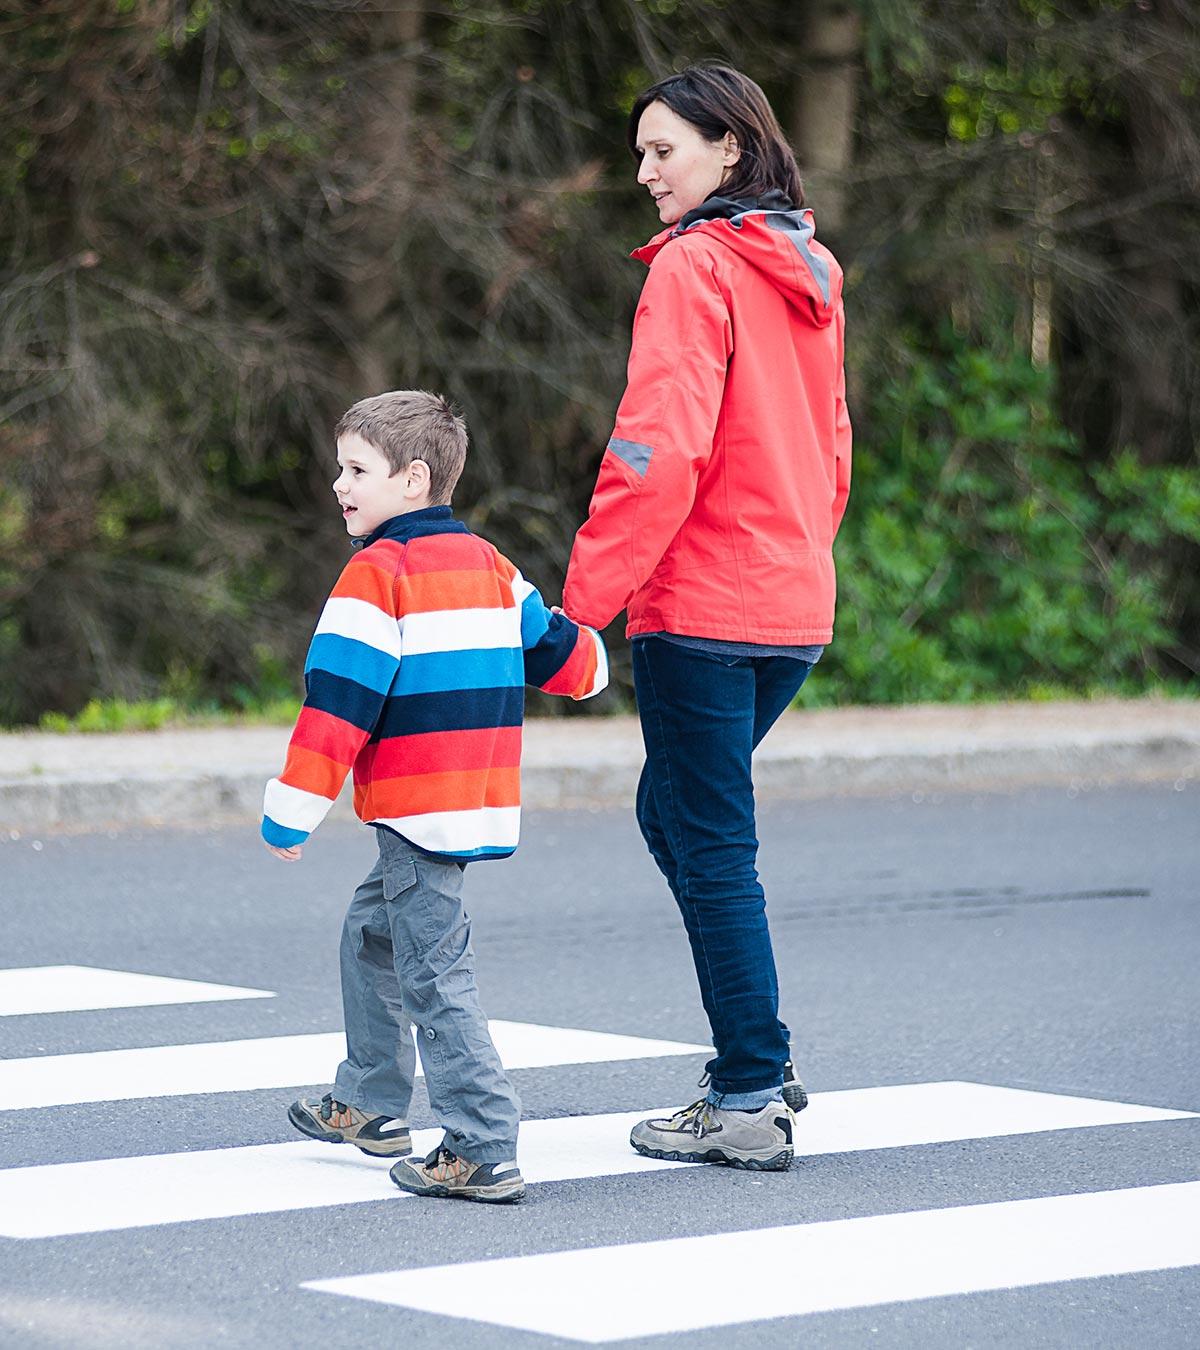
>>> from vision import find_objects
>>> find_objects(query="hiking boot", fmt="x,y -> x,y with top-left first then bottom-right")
783,1059 -> 809,1114
630,1098 -> 794,1171
390,1146 -> 525,1204
287,1092 -> 412,1157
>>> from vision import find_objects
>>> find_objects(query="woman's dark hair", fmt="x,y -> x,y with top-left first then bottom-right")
626,63 -> 804,208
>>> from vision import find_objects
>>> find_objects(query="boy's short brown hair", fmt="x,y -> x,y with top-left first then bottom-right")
335,390 -> 468,505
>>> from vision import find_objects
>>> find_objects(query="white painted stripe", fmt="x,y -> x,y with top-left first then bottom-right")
0,1022 -> 707,1112
400,607 -> 519,655
306,1181 -> 1200,1340
0,1083 -> 1189,1238
263,777 -> 335,831
0,966 -> 273,1018
373,805 -> 522,855
0,1114 -> 691,1238
314,596 -> 403,660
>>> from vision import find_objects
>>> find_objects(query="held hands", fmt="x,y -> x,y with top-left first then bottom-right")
264,842 -> 303,862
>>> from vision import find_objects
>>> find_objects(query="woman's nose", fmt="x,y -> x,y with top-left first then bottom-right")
637,159 -> 657,186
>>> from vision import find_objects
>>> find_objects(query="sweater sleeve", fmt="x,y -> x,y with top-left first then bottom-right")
562,240 -> 732,630
506,563 -> 608,701
261,549 -> 402,847
832,301 -> 852,539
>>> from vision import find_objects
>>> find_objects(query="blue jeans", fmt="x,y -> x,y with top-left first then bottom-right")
632,636 -> 815,1096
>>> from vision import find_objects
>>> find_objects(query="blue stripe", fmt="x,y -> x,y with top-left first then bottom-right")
607,437 -> 653,477
262,816 -> 309,848
394,647 -> 524,695
305,633 -> 398,695
520,589 -> 550,650
374,686 -> 524,738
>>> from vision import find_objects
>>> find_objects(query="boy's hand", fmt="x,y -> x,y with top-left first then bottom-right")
264,842 -> 303,862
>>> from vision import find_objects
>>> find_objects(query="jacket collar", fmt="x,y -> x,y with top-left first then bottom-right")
676,189 -> 795,232
353,504 -> 469,550
631,190 -> 797,265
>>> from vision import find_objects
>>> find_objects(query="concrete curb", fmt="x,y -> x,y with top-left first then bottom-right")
1,699 -> 1196,834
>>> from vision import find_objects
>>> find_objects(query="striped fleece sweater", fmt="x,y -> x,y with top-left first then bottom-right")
262,506 -> 608,860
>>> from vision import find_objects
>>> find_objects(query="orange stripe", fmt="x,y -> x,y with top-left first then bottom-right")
280,743 -> 347,800
329,555 -> 396,607
362,766 -> 521,816
395,569 -> 511,614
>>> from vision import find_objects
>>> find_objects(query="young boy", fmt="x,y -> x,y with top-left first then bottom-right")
262,390 -> 607,1204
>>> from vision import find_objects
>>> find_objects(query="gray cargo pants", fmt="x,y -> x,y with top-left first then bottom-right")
332,827 -> 520,1163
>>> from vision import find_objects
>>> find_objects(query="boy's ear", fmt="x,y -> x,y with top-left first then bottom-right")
403,458 -> 432,496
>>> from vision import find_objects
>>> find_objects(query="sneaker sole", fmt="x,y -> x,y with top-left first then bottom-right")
390,1177 -> 526,1204
630,1140 -> 793,1172
286,1103 -> 411,1157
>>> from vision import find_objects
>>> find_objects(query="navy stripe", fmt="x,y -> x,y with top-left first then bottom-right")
373,686 -> 524,740
305,670 -> 383,732
607,436 -> 653,477
524,613 -> 581,688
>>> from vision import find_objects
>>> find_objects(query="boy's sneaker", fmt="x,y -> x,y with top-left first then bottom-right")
783,1058 -> 809,1114
390,1147 -> 525,1204
287,1092 -> 412,1157
630,1098 -> 794,1171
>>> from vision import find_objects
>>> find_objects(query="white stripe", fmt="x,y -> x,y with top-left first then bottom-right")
263,777 -> 335,832
373,806 -> 522,854
0,1083 -> 1189,1238
509,570 -> 535,605
0,1022 -> 707,1112
0,966 -> 273,1018
305,1181 -> 1200,1339
313,596 -> 403,660
579,626 -> 609,700
399,607 -> 519,655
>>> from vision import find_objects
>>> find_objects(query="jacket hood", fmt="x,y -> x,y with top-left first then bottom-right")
631,190 -> 839,328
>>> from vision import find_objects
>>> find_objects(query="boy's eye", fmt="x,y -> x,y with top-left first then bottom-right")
352,466 -> 364,475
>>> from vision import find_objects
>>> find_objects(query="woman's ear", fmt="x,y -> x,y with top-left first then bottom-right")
723,133 -> 741,166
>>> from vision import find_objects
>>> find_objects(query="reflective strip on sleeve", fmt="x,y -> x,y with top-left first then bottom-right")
606,437 -> 654,477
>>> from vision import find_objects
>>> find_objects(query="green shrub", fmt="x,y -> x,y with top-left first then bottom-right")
808,343 -> 1200,706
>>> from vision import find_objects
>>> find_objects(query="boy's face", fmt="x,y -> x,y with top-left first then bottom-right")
333,432 -> 431,537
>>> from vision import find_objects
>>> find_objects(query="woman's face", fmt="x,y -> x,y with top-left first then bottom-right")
635,101 -> 740,226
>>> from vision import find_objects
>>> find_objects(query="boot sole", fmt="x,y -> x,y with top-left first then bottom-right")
286,1103 -> 411,1157
390,1176 -> 526,1204
631,1140 -> 793,1172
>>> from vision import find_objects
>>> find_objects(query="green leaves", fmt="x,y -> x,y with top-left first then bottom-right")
810,341 -> 1199,706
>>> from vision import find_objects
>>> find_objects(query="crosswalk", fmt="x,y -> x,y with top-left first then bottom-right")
2,961 -> 1197,1342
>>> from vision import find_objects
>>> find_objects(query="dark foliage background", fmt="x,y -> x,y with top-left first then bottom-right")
1,0 -> 1197,725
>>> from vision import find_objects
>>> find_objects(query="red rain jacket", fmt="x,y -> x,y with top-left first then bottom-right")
563,195 -> 851,644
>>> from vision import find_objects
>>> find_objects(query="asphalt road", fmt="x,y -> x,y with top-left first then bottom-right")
0,780 -> 1197,1348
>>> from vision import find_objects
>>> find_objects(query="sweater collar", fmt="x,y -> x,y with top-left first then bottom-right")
353,504 -> 468,550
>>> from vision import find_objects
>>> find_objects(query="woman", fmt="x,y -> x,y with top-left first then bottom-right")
562,64 -> 851,1172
